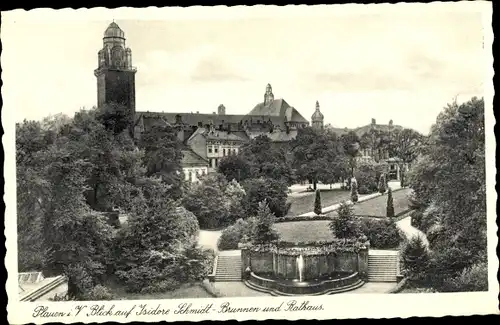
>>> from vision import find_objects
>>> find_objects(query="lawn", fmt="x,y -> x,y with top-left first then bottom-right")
286,189 -> 351,216
274,220 -> 333,242
275,189 -> 412,242
108,282 -> 213,300
351,188 -> 411,218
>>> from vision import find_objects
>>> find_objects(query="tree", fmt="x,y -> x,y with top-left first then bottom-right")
386,187 -> 395,218
115,180 -> 204,293
182,173 -> 233,229
242,177 -> 290,218
140,124 -> 184,200
251,200 -> 280,244
386,128 -> 424,187
406,97 -> 486,291
224,179 -> 247,222
340,131 -> 361,180
96,102 -> 134,136
378,174 -> 387,194
238,135 -> 295,185
400,236 -> 431,284
218,154 -> 251,182
314,189 -> 322,215
329,202 -> 359,238
291,127 -> 345,189
350,178 -> 359,203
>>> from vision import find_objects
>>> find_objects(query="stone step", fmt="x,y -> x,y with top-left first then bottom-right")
243,279 -> 366,296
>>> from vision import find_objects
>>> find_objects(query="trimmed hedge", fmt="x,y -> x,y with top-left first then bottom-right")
358,218 -> 404,249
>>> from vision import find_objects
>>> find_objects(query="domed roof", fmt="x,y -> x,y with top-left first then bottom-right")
104,22 -> 125,39
312,101 -> 324,121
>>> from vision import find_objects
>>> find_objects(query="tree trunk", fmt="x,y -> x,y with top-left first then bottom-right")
313,178 -> 317,190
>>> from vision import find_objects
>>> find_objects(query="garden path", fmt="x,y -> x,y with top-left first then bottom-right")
396,215 -> 429,247
299,181 -> 402,217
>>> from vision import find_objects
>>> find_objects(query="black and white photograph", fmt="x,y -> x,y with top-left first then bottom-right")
3,2 -> 497,323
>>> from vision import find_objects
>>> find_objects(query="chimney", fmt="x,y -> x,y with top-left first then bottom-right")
371,118 -> 376,125
175,114 -> 182,124
389,119 -> 393,126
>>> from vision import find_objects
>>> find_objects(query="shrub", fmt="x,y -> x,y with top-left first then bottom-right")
410,209 -> 424,229
329,202 -> 360,239
350,178 -> 359,203
217,217 -> 258,250
359,218 -> 403,249
378,174 -> 387,194
420,201 -> 443,234
182,173 -> 234,229
400,236 -> 431,284
242,177 -> 289,218
251,200 -> 280,244
441,262 -> 488,292
140,278 -> 182,294
314,189 -> 322,215
386,187 -> 395,218
82,285 -> 115,301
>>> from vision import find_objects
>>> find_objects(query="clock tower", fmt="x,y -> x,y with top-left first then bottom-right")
94,22 -> 137,126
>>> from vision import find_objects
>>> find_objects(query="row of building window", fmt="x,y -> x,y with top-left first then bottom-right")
207,147 -> 238,156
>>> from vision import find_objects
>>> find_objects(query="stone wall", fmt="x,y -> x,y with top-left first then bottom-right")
242,247 -> 368,281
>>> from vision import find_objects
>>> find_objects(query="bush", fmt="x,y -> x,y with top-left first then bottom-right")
218,217 -> 258,250
410,209 -> 424,229
400,236 -> 431,284
251,201 -> 280,244
386,188 -> 395,218
314,189 -> 322,215
82,285 -> 115,301
441,262 -> 488,292
242,177 -> 289,218
329,202 -> 360,239
358,218 -> 403,249
140,278 -> 182,294
275,215 -> 332,223
420,201 -> 443,234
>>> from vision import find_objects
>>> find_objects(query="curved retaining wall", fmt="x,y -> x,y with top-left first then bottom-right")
249,271 -> 360,295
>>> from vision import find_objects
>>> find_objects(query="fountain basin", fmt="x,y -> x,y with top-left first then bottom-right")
249,271 -> 360,295
241,241 -> 369,295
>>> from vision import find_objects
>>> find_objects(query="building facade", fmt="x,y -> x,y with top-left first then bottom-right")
94,22 -> 406,183
95,23 -> 323,181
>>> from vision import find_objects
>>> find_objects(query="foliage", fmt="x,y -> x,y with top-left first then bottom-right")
358,218 -> 403,249
386,188 -> 395,218
355,161 -> 387,194
242,177 -> 290,218
400,236 -> 431,284
183,173 -> 245,229
96,102 -> 134,136
378,174 -> 387,194
237,135 -> 295,185
16,105 -> 212,298
245,237 -> 368,256
114,185 -> 206,293
251,201 -> 280,244
314,189 -> 322,215
329,202 -> 360,239
350,178 -> 359,203
440,262 -> 488,292
291,127 -> 349,189
140,124 -> 184,200
81,285 -> 115,301
217,217 -> 258,250
413,99 -> 487,294
218,154 -> 252,182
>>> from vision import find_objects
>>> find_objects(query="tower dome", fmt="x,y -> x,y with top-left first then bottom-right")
311,101 -> 324,130
311,101 -> 324,121
104,22 -> 125,39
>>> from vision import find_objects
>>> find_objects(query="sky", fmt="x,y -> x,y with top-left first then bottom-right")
2,3 -> 490,135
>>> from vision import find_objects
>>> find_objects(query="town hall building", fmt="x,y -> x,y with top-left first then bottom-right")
94,22 -> 404,183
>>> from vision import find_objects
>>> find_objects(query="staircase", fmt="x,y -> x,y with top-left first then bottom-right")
214,251 -> 242,282
368,250 -> 399,282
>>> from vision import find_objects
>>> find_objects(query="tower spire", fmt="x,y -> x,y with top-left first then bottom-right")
264,83 -> 274,106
